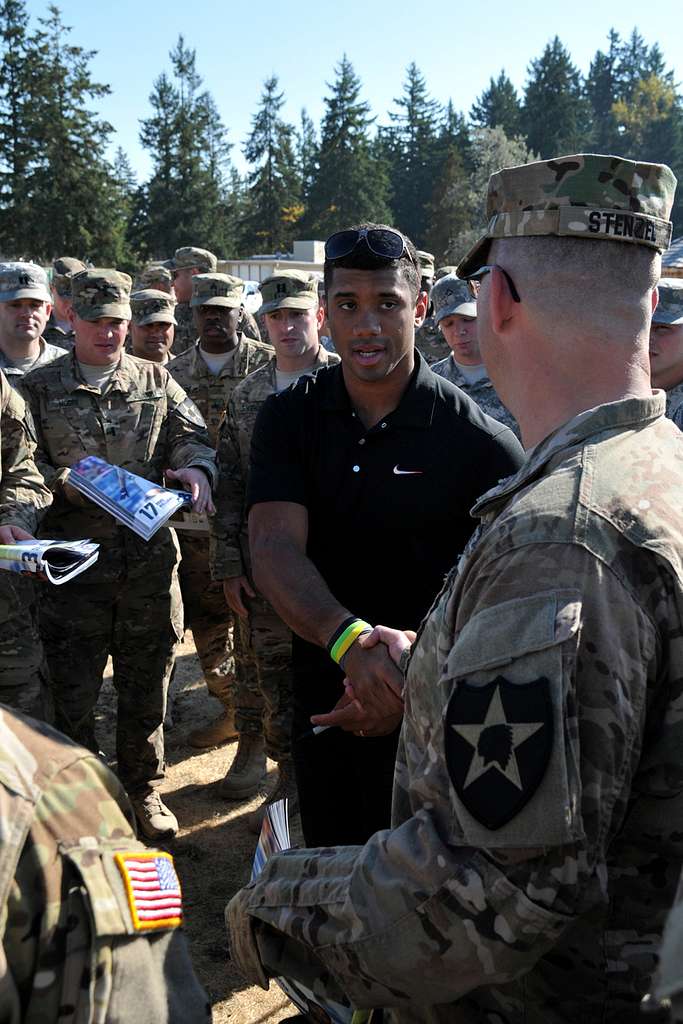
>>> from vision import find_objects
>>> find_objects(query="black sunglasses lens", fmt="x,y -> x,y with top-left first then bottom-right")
324,230 -> 360,261
366,229 -> 405,260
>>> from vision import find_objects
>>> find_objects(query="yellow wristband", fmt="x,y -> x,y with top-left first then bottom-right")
330,619 -> 372,665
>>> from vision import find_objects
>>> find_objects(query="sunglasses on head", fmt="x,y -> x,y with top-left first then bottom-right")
325,227 -> 418,269
466,265 -> 521,303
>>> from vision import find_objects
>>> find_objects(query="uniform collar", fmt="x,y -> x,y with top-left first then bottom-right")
0,337 -> 64,373
322,350 -> 437,429
471,391 -> 667,517
60,349 -> 141,393
189,337 -> 247,378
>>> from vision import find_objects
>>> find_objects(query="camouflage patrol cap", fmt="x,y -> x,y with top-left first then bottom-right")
131,288 -> 177,327
191,272 -> 243,308
653,278 -> 683,325
52,257 -> 87,297
435,265 -> 458,281
172,246 -> 217,273
134,262 -> 173,291
0,261 -> 51,303
71,268 -> 132,321
458,153 -> 677,279
417,251 -> 435,278
260,270 -> 319,314
432,274 -> 477,324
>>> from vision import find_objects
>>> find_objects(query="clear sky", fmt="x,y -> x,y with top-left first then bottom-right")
25,0 -> 683,182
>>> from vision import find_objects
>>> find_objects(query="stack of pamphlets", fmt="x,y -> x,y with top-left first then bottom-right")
68,456 -> 192,541
0,539 -> 99,585
249,800 -> 369,1024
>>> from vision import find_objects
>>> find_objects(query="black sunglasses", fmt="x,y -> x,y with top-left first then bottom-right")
466,265 -> 521,303
325,227 -> 418,269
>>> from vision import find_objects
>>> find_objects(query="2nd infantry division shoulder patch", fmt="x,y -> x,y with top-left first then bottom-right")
115,850 -> 183,931
445,676 -> 553,830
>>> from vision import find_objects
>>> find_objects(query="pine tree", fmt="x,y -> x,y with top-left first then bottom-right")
522,37 -> 590,157
384,63 -> 440,244
470,71 -> 522,138
0,0 -> 35,254
241,75 -> 301,253
297,108 -> 318,210
305,56 -> 391,237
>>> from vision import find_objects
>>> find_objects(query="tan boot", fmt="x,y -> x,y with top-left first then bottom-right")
219,734 -> 266,800
247,758 -> 298,834
188,709 -> 238,749
132,791 -> 179,840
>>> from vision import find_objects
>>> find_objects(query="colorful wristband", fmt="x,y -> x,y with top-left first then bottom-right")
328,618 -> 373,666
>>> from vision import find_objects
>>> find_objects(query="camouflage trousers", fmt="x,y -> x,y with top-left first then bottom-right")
0,574 -> 48,717
177,532 -> 235,708
234,594 -> 293,762
40,567 -> 183,797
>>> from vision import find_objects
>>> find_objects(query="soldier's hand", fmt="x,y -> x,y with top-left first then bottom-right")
166,467 -> 215,515
223,576 -> 256,619
0,525 -> 36,543
358,624 -> 416,667
311,642 -> 404,734
312,688 -> 403,737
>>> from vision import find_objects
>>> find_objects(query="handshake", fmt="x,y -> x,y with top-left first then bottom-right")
312,624 -> 417,738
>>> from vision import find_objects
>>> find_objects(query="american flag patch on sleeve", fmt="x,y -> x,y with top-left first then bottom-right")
114,851 -> 183,931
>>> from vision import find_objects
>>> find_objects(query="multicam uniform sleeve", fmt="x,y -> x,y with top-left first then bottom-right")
209,394 -> 246,580
163,374 -> 218,488
0,371 -> 51,532
5,746 -> 211,1023
231,541 -> 663,1009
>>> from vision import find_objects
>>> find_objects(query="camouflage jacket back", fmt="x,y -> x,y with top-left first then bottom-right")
167,336 -> 273,444
20,351 -> 216,582
243,394 -> 683,1023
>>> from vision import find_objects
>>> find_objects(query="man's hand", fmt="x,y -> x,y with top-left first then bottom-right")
311,641 -> 404,734
223,575 -> 256,619
359,625 -> 416,666
225,888 -> 269,990
312,687 -> 403,737
0,525 -> 35,544
166,467 -> 215,515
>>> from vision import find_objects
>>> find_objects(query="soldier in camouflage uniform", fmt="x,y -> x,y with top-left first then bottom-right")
44,256 -> 86,349
168,273 -> 272,748
133,260 -> 175,295
430,273 -> 519,436
0,704 -> 210,1022
227,155 -> 683,1024
0,263 -> 63,718
414,249 -> 450,365
168,245 -> 217,355
650,277 -> 683,429
210,270 -> 338,827
22,269 -> 217,840
0,369 -> 52,715
130,288 -> 177,364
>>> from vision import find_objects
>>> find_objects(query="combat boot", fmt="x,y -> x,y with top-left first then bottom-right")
219,734 -> 266,800
188,708 -> 238,748
247,757 -> 298,834
132,790 -> 179,840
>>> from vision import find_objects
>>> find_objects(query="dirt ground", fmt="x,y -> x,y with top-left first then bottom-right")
97,632 -> 298,1024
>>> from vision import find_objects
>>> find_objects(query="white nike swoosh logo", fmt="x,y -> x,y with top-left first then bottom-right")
393,465 -> 423,475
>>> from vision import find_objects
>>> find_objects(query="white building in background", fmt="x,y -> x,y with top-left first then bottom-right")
663,236 -> 683,279
218,240 -> 324,284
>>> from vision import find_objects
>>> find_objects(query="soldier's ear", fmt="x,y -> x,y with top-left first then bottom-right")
67,305 -> 76,327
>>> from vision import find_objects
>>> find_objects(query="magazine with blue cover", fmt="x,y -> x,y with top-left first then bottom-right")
0,538 -> 99,584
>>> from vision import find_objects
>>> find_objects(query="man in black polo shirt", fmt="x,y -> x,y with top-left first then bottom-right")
247,224 -> 524,846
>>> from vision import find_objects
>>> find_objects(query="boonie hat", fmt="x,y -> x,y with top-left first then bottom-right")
653,278 -> 683,326
0,262 -> 51,304
191,273 -> 243,308
172,246 -> 217,273
260,270 -> 319,314
432,274 -> 477,324
52,257 -> 87,297
131,289 -> 177,327
458,153 -> 677,279
71,268 -> 132,321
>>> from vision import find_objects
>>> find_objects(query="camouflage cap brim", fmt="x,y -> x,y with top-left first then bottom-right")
435,299 -> 477,324
0,284 -> 52,304
190,295 -> 241,309
652,305 -> 683,326
136,311 -> 177,327
261,294 -> 318,315
77,302 -> 132,322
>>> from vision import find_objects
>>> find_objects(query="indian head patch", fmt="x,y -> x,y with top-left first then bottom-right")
445,676 -> 553,830
115,851 -> 183,931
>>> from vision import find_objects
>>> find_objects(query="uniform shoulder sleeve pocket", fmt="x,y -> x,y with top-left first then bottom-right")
443,590 -> 584,849
60,840 -> 183,936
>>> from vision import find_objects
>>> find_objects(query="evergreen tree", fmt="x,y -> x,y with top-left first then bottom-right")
0,0 -> 35,253
241,75 -> 301,253
305,55 -> 391,237
297,108 -> 318,209
522,37 -> 590,157
585,29 -> 622,151
470,71 -> 522,138
384,63 -> 440,244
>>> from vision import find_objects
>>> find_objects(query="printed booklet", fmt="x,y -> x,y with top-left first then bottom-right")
0,538 -> 99,585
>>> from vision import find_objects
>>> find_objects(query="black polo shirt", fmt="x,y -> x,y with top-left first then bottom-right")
247,353 -> 524,680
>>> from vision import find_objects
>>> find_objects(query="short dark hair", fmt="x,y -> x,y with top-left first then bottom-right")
323,222 -> 421,299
